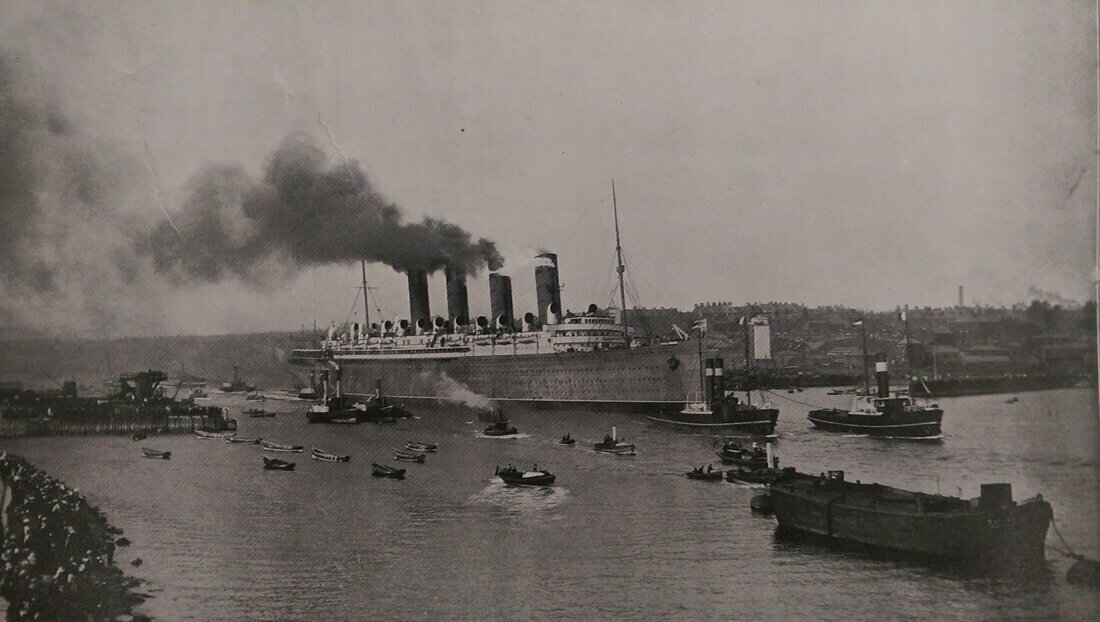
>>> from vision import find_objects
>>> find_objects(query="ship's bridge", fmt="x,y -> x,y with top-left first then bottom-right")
549,312 -> 627,352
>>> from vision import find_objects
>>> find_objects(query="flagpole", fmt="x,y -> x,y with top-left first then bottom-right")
902,309 -> 912,391
697,324 -> 704,400
743,316 -> 752,403
861,321 -> 870,396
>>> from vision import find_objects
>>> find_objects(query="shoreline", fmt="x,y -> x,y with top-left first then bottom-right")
0,453 -> 149,621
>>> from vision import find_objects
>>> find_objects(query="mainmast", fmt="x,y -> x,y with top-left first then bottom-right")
360,259 -> 371,329
612,180 -> 628,333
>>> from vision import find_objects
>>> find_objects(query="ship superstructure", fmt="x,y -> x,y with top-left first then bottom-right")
291,188 -> 722,413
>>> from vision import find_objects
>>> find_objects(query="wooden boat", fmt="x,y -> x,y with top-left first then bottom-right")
496,465 -> 556,486
245,392 -> 265,401
194,430 -> 226,440
226,435 -> 261,444
262,456 -> 295,471
261,440 -> 304,453
593,426 -> 635,455
141,447 -> 171,459
393,449 -> 426,463
245,408 -> 274,418
311,448 -> 350,462
685,467 -> 723,481
132,432 -> 148,441
559,434 -> 576,445
1005,397 -> 1020,404
371,463 -> 406,479
769,470 -> 1052,569
404,440 -> 438,452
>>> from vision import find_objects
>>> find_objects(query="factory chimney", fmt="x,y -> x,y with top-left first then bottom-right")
407,270 -> 431,329
958,285 -> 964,308
534,253 -> 562,325
445,267 -> 470,327
489,273 -> 514,331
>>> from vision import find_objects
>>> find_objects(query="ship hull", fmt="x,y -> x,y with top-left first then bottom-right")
769,479 -> 1052,569
647,404 -> 779,435
291,342 -> 711,414
807,408 -> 943,439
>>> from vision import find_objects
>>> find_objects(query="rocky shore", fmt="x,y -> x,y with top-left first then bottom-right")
0,454 -> 147,621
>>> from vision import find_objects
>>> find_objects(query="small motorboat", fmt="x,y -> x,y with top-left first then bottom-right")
261,440 -> 304,453
141,448 -> 171,460
132,432 -> 148,441
715,441 -> 767,467
483,420 -> 519,436
393,449 -> 426,463
559,434 -> 576,446
827,389 -> 845,396
194,430 -> 226,440
1005,397 -> 1020,404
245,392 -> 265,401
685,466 -> 723,481
371,463 -> 406,479
311,448 -> 350,462
263,456 -> 295,471
594,426 -> 635,455
226,435 -> 261,444
495,465 -> 556,486
245,408 -> 274,418
404,440 -> 438,453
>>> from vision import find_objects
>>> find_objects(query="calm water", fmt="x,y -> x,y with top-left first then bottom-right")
4,388 -> 1099,620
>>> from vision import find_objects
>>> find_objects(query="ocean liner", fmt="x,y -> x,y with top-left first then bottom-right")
290,188 -> 728,414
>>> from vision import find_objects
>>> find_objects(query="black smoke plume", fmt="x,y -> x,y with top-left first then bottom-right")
145,133 -> 504,282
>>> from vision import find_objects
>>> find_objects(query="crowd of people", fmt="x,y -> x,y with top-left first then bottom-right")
0,453 -> 144,621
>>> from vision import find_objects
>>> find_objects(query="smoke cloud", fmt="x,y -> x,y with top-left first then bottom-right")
0,50 -> 504,337
425,371 -> 496,412
0,53 -> 163,336
144,133 -> 504,283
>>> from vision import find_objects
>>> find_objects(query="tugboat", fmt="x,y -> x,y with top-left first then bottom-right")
483,410 -> 519,436
646,319 -> 778,436
808,356 -> 942,439
219,366 -> 255,393
495,465 -> 556,486
306,369 -> 410,424
768,469 -> 1053,570
593,426 -> 636,455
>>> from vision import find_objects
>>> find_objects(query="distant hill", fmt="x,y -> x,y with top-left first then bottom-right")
0,333 -> 308,391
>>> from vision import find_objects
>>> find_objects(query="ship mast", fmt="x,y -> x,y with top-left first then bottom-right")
360,259 -> 371,329
612,180 -> 628,334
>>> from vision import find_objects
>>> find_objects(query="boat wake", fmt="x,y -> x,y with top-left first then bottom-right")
468,481 -> 571,518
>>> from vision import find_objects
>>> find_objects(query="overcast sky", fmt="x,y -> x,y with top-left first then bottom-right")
1,0 -> 1096,336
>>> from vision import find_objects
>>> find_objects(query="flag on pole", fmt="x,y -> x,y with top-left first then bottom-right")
898,311 -> 907,322
852,319 -> 863,327
691,319 -> 708,334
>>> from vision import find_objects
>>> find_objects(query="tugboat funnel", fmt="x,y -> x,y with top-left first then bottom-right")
875,356 -> 890,398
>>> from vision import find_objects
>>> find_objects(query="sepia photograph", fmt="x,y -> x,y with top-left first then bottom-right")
0,1 -> 1097,620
